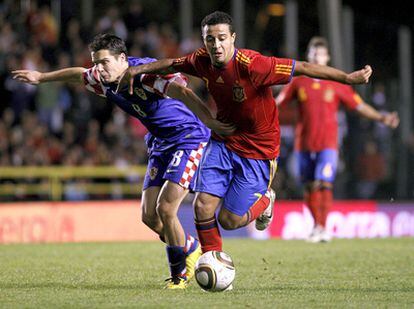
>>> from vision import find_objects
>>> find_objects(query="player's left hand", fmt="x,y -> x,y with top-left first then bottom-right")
206,119 -> 237,136
381,111 -> 400,129
346,65 -> 372,84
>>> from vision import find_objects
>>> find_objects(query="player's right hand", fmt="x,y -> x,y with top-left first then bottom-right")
346,65 -> 372,84
382,111 -> 400,129
117,67 -> 141,94
11,70 -> 42,85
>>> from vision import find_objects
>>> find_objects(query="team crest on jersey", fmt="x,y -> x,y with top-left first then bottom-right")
149,167 -> 158,180
232,84 -> 246,102
324,88 -> 335,103
134,87 -> 147,100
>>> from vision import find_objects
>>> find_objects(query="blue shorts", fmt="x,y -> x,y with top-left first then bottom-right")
296,149 -> 338,183
143,142 -> 207,191
195,139 -> 277,216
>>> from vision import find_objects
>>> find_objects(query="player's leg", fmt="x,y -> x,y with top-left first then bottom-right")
305,180 -> 324,242
193,192 -> 223,252
158,143 -> 206,288
157,181 -> 191,288
193,139 -> 232,253
141,153 -> 168,239
141,186 -> 163,236
296,151 -> 323,241
314,149 -> 338,242
217,156 -> 276,230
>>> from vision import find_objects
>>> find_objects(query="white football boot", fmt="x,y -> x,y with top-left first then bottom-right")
255,189 -> 276,231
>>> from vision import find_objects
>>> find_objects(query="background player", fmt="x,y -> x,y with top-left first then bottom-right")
12,33 -> 235,289
276,37 -> 399,242
117,11 -> 374,256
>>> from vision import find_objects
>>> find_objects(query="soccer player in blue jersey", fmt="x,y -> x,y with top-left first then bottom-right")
12,33 -> 235,289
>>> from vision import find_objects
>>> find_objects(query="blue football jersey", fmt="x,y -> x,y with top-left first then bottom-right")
83,57 -> 210,153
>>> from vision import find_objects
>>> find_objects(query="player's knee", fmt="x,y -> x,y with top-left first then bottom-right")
307,180 -> 321,191
321,181 -> 333,190
141,209 -> 158,229
194,198 -> 216,219
218,212 -> 239,230
156,201 -> 176,222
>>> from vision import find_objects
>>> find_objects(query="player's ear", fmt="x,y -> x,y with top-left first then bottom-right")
120,52 -> 127,62
231,32 -> 236,44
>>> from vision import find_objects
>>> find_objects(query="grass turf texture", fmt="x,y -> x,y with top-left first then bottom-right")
0,238 -> 413,308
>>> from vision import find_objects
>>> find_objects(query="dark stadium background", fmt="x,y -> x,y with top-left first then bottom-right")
0,0 -> 413,201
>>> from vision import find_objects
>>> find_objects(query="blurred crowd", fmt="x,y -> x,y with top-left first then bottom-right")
0,1 -> 400,200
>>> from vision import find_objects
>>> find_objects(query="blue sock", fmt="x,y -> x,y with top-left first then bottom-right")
166,246 -> 186,279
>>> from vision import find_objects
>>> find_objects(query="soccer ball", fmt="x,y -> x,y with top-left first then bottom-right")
194,251 -> 235,292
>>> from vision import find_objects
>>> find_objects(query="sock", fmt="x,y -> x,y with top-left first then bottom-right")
166,245 -> 186,279
247,191 -> 271,223
195,216 -> 222,253
183,233 -> 199,255
306,190 -> 322,227
320,188 -> 333,227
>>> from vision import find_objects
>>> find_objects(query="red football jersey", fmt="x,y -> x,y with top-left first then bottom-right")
277,76 -> 362,151
173,48 -> 295,159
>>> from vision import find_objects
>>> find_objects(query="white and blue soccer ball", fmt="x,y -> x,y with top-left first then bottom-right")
194,250 -> 235,292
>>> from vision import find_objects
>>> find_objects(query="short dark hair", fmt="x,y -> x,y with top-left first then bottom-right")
307,36 -> 329,54
88,33 -> 128,56
201,11 -> 234,34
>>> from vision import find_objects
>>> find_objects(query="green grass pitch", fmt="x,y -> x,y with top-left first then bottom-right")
0,238 -> 413,308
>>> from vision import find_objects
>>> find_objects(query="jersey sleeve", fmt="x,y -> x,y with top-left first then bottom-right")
336,84 -> 363,110
276,78 -> 298,107
140,73 -> 188,97
82,66 -> 107,97
249,55 -> 296,88
172,50 -> 201,77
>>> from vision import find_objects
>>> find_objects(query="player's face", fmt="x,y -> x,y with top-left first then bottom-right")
91,49 -> 128,83
202,23 -> 236,67
307,46 -> 330,65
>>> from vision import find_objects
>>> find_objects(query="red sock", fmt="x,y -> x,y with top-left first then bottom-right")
320,188 -> 333,227
195,216 -> 222,252
247,193 -> 271,223
306,190 -> 322,226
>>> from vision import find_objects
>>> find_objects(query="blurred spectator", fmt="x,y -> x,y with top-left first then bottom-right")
123,0 -> 149,33
179,30 -> 203,55
0,0 -> 402,201
355,140 -> 386,198
96,6 -> 127,40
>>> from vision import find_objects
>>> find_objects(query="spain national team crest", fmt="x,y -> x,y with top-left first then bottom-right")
134,87 -> 147,100
233,84 -> 246,103
149,167 -> 158,180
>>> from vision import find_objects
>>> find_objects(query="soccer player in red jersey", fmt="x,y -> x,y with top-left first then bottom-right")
276,37 -> 399,242
119,11 -> 374,255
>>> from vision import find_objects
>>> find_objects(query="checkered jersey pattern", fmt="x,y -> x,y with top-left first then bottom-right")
82,67 -> 187,99
82,66 -> 107,97
141,73 -> 188,97
179,142 -> 207,188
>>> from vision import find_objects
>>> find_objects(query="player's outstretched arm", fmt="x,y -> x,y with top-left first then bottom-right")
167,82 -> 236,136
294,61 -> 372,85
356,102 -> 400,129
11,67 -> 85,85
118,59 -> 177,95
